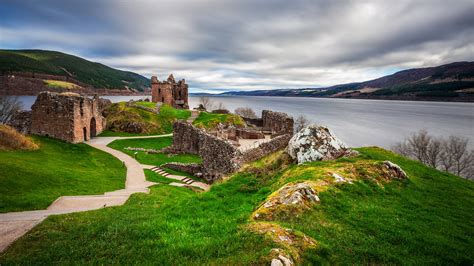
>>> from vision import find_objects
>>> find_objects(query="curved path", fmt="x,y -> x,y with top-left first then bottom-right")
0,134 -> 172,253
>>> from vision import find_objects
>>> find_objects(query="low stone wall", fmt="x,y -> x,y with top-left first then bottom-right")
236,128 -> 265,139
241,134 -> 291,163
243,117 -> 263,127
169,121 -> 202,154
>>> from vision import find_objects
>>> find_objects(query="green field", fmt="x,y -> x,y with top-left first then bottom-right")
105,103 -> 191,135
192,111 -> 245,129
0,136 -> 126,213
107,136 -> 201,166
1,147 -> 472,264
0,49 -> 149,91
43,79 -> 78,89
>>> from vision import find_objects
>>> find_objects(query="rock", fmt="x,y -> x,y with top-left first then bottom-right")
382,161 -> 408,179
287,125 -> 356,164
271,259 -> 284,266
253,181 -> 324,220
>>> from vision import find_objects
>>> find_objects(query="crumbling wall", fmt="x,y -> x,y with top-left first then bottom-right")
161,162 -> 203,176
241,134 -> 292,163
262,110 -> 294,136
30,91 -> 105,143
8,111 -> 32,134
169,121 -> 202,154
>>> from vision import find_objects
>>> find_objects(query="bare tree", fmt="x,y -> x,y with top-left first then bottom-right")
407,129 -> 431,164
392,130 -> 474,180
234,107 -> 257,118
199,97 -> 214,111
0,96 -> 22,124
294,115 -> 310,133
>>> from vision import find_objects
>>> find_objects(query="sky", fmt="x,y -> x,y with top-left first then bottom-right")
1,0 -> 473,93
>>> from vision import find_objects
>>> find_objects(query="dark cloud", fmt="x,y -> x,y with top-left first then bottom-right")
1,0 -> 473,92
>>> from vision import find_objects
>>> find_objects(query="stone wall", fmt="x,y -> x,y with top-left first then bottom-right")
241,134 -> 292,163
162,162 -> 203,176
167,121 -> 291,183
8,111 -> 32,134
30,91 -> 106,143
262,110 -> 294,136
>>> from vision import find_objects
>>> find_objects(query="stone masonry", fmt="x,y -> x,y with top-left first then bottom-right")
151,74 -> 189,109
166,121 -> 291,183
30,91 -> 105,143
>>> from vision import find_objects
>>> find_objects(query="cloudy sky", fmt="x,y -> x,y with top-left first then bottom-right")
1,0 -> 473,93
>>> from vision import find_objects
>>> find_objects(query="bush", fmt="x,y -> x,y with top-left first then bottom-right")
0,124 -> 39,151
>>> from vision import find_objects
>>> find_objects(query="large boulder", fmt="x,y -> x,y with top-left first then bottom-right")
287,125 -> 356,164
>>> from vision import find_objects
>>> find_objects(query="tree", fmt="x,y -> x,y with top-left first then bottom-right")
234,107 -> 257,118
199,97 -> 214,111
0,96 -> 22,124
294,115 -> 309,133
215,102 -> 227,111
392,130 -> 473,180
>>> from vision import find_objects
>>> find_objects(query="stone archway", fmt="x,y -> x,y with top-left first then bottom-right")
90,117 -> 97,139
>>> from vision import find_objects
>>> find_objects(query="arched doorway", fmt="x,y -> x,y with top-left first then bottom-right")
83,127 -> 87,141
90,117 -> 97,139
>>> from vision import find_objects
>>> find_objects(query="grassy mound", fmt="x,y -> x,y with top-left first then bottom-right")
192,111 -> 245,129
1,147 -> 472,264
104,102 -> 191,135
43,79 -> 79,89
0,124 -> 38,151
0,136 -> 126,213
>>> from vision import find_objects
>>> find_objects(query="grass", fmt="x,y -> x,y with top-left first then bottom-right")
43,79 -> 78,89
1,147 -> 472,264
0,136 -> 126,213
192,111 -> 245,129
0,124 -> 39,151
107,136 -> 201,166
133,101 -> 157,108
105,102 -> 191,135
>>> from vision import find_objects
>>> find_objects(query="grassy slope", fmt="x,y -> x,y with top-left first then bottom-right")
0,136 -> 126,213
1,147 -> 472,264
0,49 -> 149,91
192,111 -> 245,129
104,103 -> 191,136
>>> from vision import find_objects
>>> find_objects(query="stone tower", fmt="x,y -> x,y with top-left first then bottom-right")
151,74 -> 189,109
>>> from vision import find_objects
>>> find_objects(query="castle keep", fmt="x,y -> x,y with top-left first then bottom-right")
151,74 -> 189,109
30,92 -> 105,143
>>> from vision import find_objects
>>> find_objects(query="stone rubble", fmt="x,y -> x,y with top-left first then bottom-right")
382,161 -> 408,179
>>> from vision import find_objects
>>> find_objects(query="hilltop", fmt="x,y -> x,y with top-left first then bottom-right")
0,49 -> 149,95
221,62 -> 474,102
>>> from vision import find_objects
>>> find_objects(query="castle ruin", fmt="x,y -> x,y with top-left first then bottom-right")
30,91 -> 106,143
151,74 -> 189,109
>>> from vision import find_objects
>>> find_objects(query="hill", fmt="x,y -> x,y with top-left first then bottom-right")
1,145 -> 472,264
222,62 -> 474,102
0,49 -> 149,94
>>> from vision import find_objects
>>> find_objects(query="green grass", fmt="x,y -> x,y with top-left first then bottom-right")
0,49 -> 148,91
1,147 -> 472,264
0,136 -> 126,213
107,136 -> 201,166
105,103 -> 191,135
43,79 -> 78,89
133,101 -> 158,108
192,111 -> 245,129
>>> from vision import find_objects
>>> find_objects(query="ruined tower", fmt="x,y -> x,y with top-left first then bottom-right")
151,74 -> 189,109
30,91 -> 106,143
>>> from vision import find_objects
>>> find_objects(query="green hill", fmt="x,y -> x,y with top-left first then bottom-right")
0,49 -> 149,91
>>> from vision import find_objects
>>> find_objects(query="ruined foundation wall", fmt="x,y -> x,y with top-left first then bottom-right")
170,121 -> 202,154
241,134 -> 292,163
262,110 -> 294,136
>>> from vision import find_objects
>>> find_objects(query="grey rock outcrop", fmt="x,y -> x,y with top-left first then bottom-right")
287,125 -> 357,164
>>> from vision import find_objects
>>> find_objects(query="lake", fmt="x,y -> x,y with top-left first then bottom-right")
16,95 -> 474,149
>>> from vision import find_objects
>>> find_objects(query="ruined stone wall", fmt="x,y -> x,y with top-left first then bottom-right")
30,91 -> 105,143
161,162 -> 203,176
8,111 -> 32,134
243,117 -> 263,127
241,134 -> 291,163
151,74 -> 189,109
169,121 -> 202,154
262,110 -> 294,136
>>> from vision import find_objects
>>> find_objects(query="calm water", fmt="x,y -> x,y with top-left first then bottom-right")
16,95 -> 474,149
